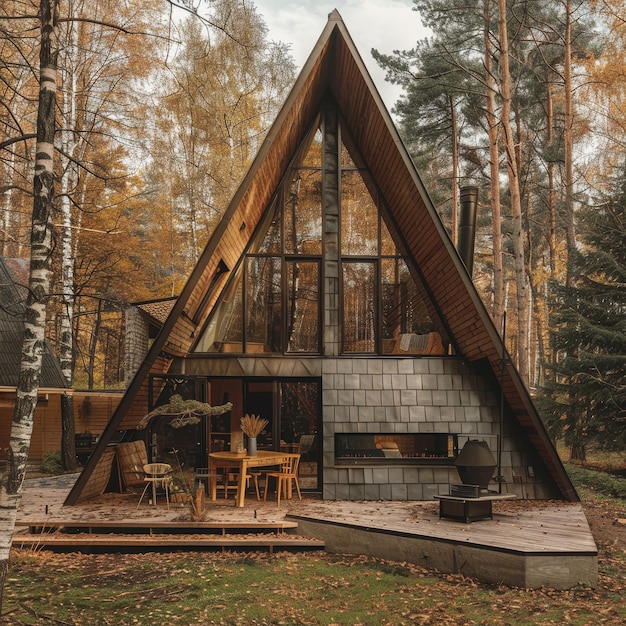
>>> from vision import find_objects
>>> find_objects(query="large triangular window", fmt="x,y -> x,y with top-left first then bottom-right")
195,111 -> 447,356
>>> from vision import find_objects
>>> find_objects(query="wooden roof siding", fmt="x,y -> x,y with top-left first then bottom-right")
66,11 -> 576,504
134,298 -> 177,326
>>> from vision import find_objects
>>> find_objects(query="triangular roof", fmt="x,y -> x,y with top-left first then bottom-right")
67,11 -> 576,504
132,297 -> 177,328
0,257 -> 68,391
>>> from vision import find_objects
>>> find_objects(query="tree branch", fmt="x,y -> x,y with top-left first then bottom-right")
0,134 -> 37,151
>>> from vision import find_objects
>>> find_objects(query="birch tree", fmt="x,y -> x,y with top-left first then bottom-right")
0,0 -> 59,609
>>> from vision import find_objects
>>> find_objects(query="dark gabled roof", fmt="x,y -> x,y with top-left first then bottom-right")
0,258 -> 68,390
66,11 -> 576,504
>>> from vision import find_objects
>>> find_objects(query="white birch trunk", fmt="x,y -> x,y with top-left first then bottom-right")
0,0 -> 59,610
2,152 -> 16,258
58,13 -> 80,469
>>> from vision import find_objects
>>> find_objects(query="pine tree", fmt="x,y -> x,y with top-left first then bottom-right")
539,169 -> 626,459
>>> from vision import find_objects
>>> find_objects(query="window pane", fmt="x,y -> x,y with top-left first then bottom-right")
197,272 -> 243,352
380,216 -> 397,256
255,198 -> 281,254
301,128 -> 323,167
342,261 -> 375,353
245,256 -> 282,352
284,169 -> 322,255
287,261 -> 319,352
381,258 -> 435,354
280,381 -> 318,444
341,142 -> 356,168
341,170 -> 378,256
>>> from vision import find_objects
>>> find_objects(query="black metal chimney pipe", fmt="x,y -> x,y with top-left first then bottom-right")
457,185 -> 479,277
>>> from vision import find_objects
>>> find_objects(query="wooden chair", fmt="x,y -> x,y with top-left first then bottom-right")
195,468 -> 220,500
137,463 -> 173,509
224,470 -> 261,501
263,453 -> 301,507
248,472 -> 262,500
298,433 -> 315,459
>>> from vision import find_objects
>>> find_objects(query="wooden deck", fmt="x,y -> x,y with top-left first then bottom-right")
14,474 -> 597,589
288,499 -> 598,589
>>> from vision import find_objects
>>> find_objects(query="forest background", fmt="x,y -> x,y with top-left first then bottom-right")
1,0 -> 624,463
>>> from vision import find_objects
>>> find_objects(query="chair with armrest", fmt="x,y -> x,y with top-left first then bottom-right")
298,433 -> 315,457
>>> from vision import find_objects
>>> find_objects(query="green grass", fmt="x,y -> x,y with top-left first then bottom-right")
2,545 -> 624,625
565,463 -> 626,500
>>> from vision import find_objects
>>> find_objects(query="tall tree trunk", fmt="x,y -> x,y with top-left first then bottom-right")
497,0 -> 530,384
88,299 -> 103,389
58,11 -> 79,471
1,152 -> 17,258
484,0 -> 504,328
0,0 -> 59,609
60,185 -> 77,468
563,0 -> 576,287
450,95 -> 459,246
546,84 -> 558,278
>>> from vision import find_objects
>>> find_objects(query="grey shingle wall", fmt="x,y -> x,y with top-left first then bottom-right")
321,356 -> 546,500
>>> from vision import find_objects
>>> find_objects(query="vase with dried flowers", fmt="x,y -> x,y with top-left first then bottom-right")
240,414 -> 268,456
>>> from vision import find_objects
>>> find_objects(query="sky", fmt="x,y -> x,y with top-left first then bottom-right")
252,0 -> 430,111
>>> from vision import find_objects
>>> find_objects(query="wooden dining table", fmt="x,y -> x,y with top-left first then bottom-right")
209,450 -> 291,508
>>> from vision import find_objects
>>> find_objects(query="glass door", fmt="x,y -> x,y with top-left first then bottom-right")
242,378 -> 321,491
278,380 -> 320,491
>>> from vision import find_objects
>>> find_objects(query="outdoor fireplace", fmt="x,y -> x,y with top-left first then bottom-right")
438,439 -> 516,522
335,433 -> 457,464
453,439 -> 497,489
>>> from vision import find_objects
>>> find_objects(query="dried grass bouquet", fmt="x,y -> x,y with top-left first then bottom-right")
240,413 -> 268,438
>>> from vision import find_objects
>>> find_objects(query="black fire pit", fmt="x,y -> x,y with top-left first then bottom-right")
453,440 -> 497,491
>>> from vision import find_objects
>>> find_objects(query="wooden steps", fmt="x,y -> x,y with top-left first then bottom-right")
13,519 -> 325,553
16,519 -> 300,533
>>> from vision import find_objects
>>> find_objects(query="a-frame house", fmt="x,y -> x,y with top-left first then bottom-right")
66,11 -> 577,505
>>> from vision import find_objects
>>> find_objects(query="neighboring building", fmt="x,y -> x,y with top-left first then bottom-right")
0,257 -> 69,463
124,297 -> 176,386
67,12 -> 576,505
0,257 -> 122,464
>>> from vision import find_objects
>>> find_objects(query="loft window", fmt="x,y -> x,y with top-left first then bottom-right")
195,113 -> 447,356
193,259 -> 229,325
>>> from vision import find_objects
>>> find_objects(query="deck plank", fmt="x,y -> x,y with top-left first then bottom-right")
13,535 -> 325,550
